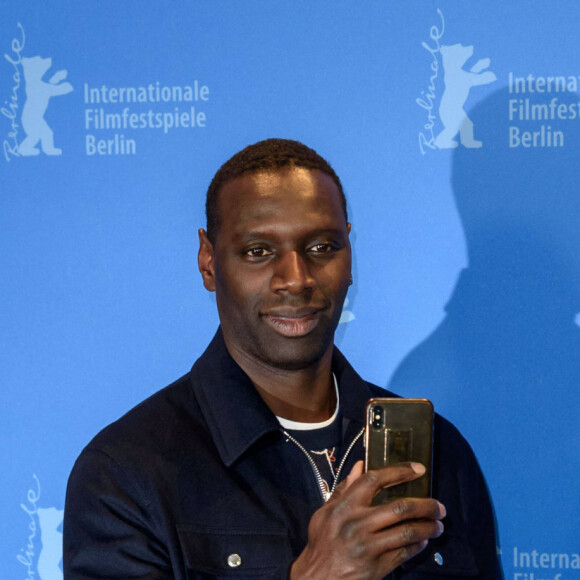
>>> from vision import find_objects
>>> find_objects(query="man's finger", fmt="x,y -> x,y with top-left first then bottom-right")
377,539 -> 430,573
345,460 -> 364,487
343,462 -> 427,506
327,460 -> 364,503
365,497 -> 446,535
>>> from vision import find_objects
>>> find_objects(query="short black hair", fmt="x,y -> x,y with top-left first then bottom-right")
205,138 -> 347,244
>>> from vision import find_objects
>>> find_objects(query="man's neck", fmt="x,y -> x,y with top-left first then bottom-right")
226,344 -> 337,423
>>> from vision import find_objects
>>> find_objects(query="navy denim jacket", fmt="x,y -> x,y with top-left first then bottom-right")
64,329 -> 502,579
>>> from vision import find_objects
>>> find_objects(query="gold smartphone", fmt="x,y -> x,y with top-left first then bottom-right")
364,398 -> 434,505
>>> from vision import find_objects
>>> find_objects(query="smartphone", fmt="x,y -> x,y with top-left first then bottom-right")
364,398 -> 434,505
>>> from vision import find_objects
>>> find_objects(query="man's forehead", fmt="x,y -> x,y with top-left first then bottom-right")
211,166 -> 348,246
218,167 -> 341,209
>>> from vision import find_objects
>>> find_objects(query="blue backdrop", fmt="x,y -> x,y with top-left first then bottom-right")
2,2 -> 579,578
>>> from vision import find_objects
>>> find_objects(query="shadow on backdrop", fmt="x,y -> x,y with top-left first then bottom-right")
389,87 -> 580,553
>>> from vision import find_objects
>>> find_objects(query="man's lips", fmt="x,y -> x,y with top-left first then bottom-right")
262,307 -> 326,338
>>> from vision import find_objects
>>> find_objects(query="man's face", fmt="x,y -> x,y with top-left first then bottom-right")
198,166 -> 352,371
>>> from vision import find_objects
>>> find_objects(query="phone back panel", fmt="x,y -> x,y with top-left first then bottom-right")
364,398 -> 434,505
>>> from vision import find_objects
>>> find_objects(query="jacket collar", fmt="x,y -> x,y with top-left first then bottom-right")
189,328 -> 373,467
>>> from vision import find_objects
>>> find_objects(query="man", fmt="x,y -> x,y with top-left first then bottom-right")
64,139 -> 502,579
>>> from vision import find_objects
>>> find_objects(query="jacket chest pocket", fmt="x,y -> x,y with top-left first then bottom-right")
177,525 -> 293,579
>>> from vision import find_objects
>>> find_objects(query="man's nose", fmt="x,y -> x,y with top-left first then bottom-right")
270,251 -> 315,294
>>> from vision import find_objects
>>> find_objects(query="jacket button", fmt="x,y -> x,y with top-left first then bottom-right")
434,552 -> 443,566
227,553 -> 242,568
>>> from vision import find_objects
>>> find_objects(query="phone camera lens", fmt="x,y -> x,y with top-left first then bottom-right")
371,406 -> 384,429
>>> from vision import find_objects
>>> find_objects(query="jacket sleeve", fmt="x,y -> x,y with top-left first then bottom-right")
63,447 -> 174,580
457,438 -> 504,579
436,417 -> 504,580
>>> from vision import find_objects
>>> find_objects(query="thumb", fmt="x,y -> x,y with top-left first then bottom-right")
331,460 -> 364,501
333,461 -> 364,495
345,460 -> 364,487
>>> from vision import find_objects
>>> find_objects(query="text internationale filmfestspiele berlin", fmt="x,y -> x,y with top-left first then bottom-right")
508,73 -> 580,148
83,81 -> 209,156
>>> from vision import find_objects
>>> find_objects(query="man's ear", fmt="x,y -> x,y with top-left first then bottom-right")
198,228 -> 216,292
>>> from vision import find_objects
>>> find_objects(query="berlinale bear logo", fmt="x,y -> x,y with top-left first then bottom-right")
417,10 -> 497,154
19,56 -> 73,156
17,476 -> 64,580
37,507 -> 64,580
435,44 -> 496,149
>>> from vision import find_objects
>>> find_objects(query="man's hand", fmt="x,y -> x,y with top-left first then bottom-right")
289,461 -> 445,580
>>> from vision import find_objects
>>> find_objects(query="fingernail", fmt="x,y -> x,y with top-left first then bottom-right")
411,462 -> 426,474
438,502 -> 447,517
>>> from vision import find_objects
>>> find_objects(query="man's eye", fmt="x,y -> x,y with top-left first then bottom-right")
245,247 -> 272,258
309,243 -> 334,254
